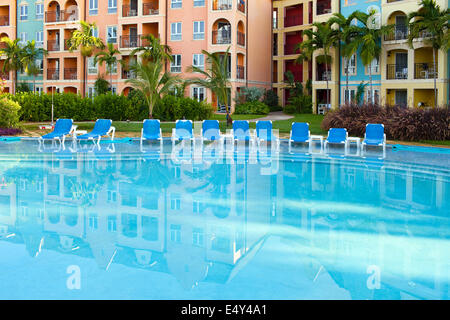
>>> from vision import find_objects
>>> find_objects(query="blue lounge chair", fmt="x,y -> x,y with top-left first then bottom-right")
75,119 -> 115,144
172,120 -> 195,145
324,128 -> 348,153
289,122 -> 312,152
201,120 -> 223,143
140,119 -> 162,147
256,120 -> 280,150
362,123 -> 386,156
232,120 -> 254,146
39,119 -> 75,145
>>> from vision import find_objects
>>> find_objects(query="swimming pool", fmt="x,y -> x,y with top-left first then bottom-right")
0,139 -> 448,300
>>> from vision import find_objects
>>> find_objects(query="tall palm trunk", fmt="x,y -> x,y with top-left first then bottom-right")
432,47 -> 437,108
369,65 -> 373,104
346,60 -> 349,101
83,56 -> 87,97
325,59 -> 330,107
33,75 -> 36,93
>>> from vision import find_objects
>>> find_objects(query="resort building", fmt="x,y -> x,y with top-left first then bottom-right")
0,1 -> 16,93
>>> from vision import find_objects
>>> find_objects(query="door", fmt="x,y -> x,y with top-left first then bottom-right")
395,90 -> 407,106
395,15 -> 407,38
129,27 -> 138,46
395,52 -> 408,78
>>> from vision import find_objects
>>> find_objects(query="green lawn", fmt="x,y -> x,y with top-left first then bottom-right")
273,114 -> 326,135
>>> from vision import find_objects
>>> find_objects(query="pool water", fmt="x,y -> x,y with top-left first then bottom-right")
0,139 -> 448,300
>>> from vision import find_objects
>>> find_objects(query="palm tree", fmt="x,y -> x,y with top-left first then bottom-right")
21,40 -> 48,93
130,34 -> 173,65
354,10 -> 392,104
126,61 -> 180,118
0,37 -> 24,94
94,42 -> 121,91
67,21 -> 104,97
328,12 -> 361,96
187,48 -> 232,120
296,22 -> 340,108
407,0 -> 450,108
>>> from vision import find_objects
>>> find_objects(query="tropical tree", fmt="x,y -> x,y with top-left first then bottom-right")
407,0 -> 450,108
130,34 -> 173,65
328,12 -> 361,95
354,10 -> 392,104
126,61 -> 180,118
296,22 -> 340,107
187,48 -> 232,120
21,40 -> 48,93
0,37 -> 24,94
67,21 -> 104,97
94,42 -> 121,90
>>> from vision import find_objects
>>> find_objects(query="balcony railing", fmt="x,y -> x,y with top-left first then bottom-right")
237,32 -> 245,46
47,68 -> 60,80
386,64 -> 408,80
143,3 -> 159,15
47,40 -> 60,51
237,66 -> 245,79
45,10 -> 78,23
0,72 -> 9,80
414,63 -> 437,79
284,15 -> 303,28
213,0 -> 232,10
316,70 -> 331,81
120,35 -> 140,48
0,15 -> 9,26
284,43 -> 298,55
64,68 -> 77,80
317,1 -> 332,15
385,25 -> 408,41
238,1 -> 245,13
122,5 -> 138,17
122,69 -> 136,79
212,30 -> 231,44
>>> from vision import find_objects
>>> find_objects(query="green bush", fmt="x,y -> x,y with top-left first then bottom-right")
126,90 -> 149,120
263,89 -> 282,112
153,95 -> 214,121
234,101 -> 270,115
0,97 -> 21,127
285,95 -> 313,114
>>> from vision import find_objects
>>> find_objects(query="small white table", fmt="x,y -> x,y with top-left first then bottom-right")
310,135 -> 324,154
347,137 -> 361,156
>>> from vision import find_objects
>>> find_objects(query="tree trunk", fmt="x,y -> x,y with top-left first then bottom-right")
325,60 -> 330,107
433,47 -> 437,108
33,75 -> 36,94
83,56 -> 87,97
369,64 -> 373,104
12,71 -> 16,95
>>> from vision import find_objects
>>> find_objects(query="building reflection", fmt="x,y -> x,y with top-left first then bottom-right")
0,142 -> 448,299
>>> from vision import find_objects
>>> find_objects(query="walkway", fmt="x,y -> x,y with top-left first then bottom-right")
250,111 -> 294,122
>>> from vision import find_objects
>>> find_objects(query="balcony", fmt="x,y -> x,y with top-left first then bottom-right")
237,66 -> 245,79
64,68 -> 77,80
45,10 -> 78,23
237,31 -> 245,46
386,64 -> 408,80
47,40 -> 60,51
317,0 -> 331,15
47,68 -> 60,80
122,69 -> 136,79
385,25 -> 408,41
143,3 -> 159,15
284,15 -> 303,28
120,35 -> 140,48
213,0 -> 232,11
414,63 -> 437,79
212,30 -> 231,44
285,70 -> 302,82
122,5 -> 138,17
316,70 -> 331,81
0,15 -> 8,26
284,43 -> 298,55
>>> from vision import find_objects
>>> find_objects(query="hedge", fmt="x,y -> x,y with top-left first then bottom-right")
2,92 -> 214,122
322,104 -> 450,141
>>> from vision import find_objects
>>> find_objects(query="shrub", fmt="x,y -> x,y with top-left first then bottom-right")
234,101 -> 270,115
153,95 -> 214,121
0,127 -> 22,136
263,89 -> 282,112
94,77 -> 111,95
126,90 -> 148,120
0,97 -> 21,128
285,95 -> 313,114
234,87 -> 264,105
322,104 -> 450,141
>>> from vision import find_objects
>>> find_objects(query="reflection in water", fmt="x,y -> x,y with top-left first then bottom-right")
0,140 -> 448,299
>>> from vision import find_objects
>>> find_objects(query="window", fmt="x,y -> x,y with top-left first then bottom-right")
36,87 -> 43,95
36,3 -> 44,19
193,21 -> 205,40
111,86 -> 117,94
170,194 -> 181,210
367,58 -> 380,74
88,214 -> 98,230
20,32 -> 28,45
108,61 -> 118,74
171,55 -> 181,73
192,54 -> 204,70
87,86 -> 96,98
343,89 -> 355,104
107,190 -> 117,202
91,27 -> 99,38
171,22 -> 182,41
108,0 -> 117,13
20,5 -> 28,21
36,31 -> 44,47
170,225 -> 181,243
107,215 -> 117,232
192,228 -> 204,247
89,0 -> 98,15
192,87 -> 205,102
87,57 -> 97,74
344,54 -> 356,75
36,59 -> 44,73
107,26 -> 117,43
366,89 -> 380,104
194,0 -> 205,6
171,0 -> 182,9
